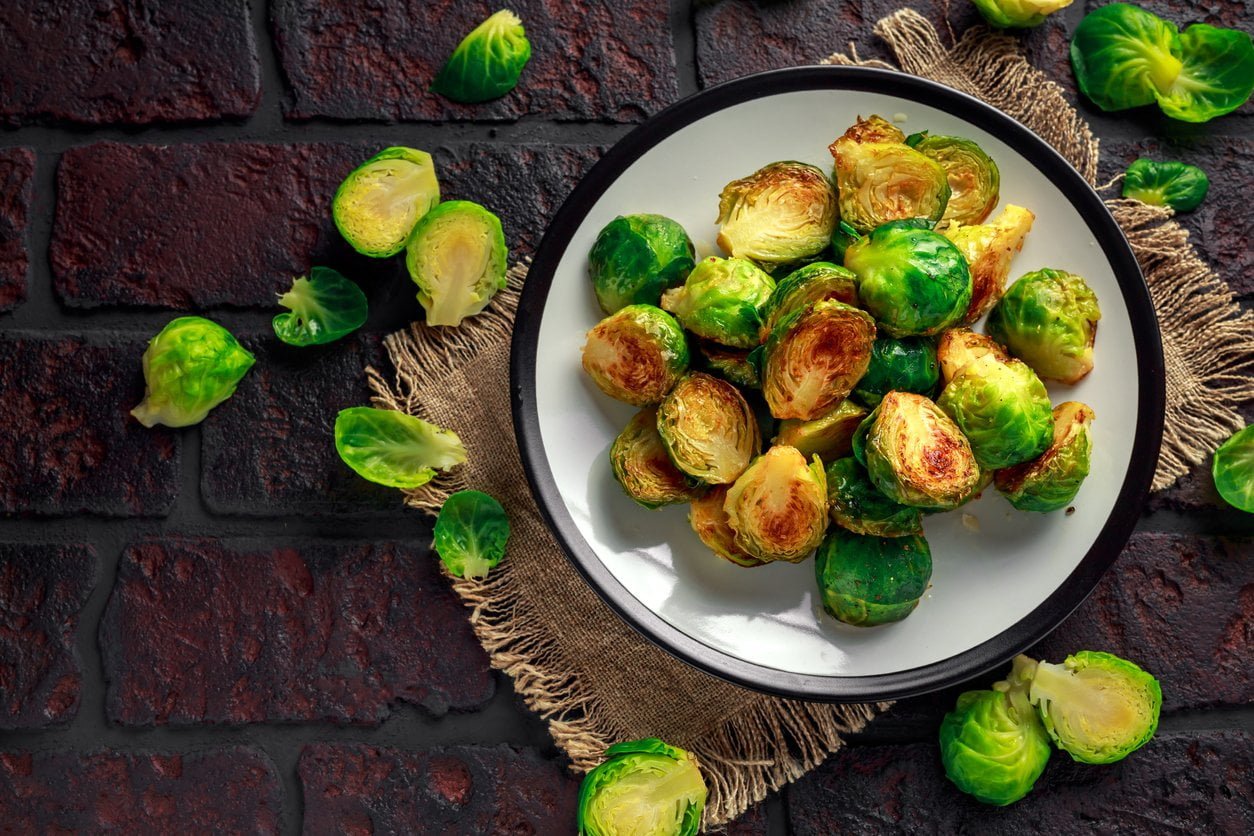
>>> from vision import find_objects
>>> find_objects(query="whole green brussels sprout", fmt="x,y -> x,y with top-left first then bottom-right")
761,300 -> 876,421
825,457 -> 922,538
759,261 -> 859,339
332,147 -> 440,258
971,0 -> 1072,29
717,161 -> 838,272
937,353 -> 1053,470
996,401 -> 1095,512
657,372 -> 760,484
689,485 -> 766,568
987,268 -> 1101,384
853,336 -> 940,408
829,116 -> 951,233
1121,159 -> 1210,212
940,204 -> 1035,323
696,341 -> 759,389
773,399 -> 868,463
131,316 -> 256,428
610,408 -> 704,509
909,134 -> 1001,225
589,214 -> 696,314
582,305 -> 688,406
577,738 -> 707,836
661,256 -> 775,349
406,200 -> 508,327
725,446 -> 828,563
430,10 -> 532,103
937,327 -> 1010,386
814,526 -> 931,625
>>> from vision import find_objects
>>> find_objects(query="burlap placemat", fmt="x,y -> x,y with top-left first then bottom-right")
367,9 -> 1254,826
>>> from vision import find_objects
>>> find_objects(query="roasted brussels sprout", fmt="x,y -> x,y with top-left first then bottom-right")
759,262 -> 859,338
911,135 -> 1000,225
697,341 -> 759,389
272,267 -> 368,347
937,353 -> 1054,470
577,738 -> 707,836
131,317 -> 256,428
661,256 -> 775,349
724,446 -> 828,563
937,328 -> 1009,385
830,116 -> 951,233
844,220 -> 972,338
406,200 -> 508,327
611,408 -> 703,509
825,457 -> 923,537
589,214 -> 696,314
1213,424 -> 1254,513
433,490 -> 510,580
773,399 -> 868,463
853,336 -> 940,407
657,372 -> 760,484
716,161 -> 838,271
856,391 -> 982,510
430,9 -> 532,103
940,204 -> 1035,323
1122,159 -> 1210,212
333,147 -> 440,258
582,305 -> 689,407
1024,651 -> 1162,764
971,0 -> 1073,29
814,526 -> 931,625
761,300 -> 876,420
689,485 -> 766,567
987,269 -> 1101,384
334,406 -> 466,489
996,401 -> 1095,512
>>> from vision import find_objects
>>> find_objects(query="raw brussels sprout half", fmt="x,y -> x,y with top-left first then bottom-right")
937,328 -> 1010,385
657,372 -> 760,485
589,214 -> 696,314
987,268 -> 1101,384
830,116 -> 951,232
825,457 -> 923,538
582,305 -> 689,406
689,485 -> 766,567
761,300 -> 876,421
937,353 -> 1054,470
940,676 -> 1051,806
1212,424 -> 1254,513
334,406 -> 466,489
853,336 -> 940,408
611,408 -> 704,509
759,262 -> 859,338
406,200 -> 508,327
844,220 -> 972,338
430,9 -> 532,103
912,134 -> 1001,225
432,490 -> 510,580
940,204 -> 1035,323
333,147 -> 440,258
131,316 -> 256,428
814,526 -> 932,626
577,738 -> 707,836
1121,159 -> 1210,212
724,446 -> 828,563
996,401 -> 1095,513
773,399 -> 868,463
971,0 -> 1072,29
661,256 -> 775,349
697,341 -> 759,389
717,161 -> 838,271
272,267 -> 368,347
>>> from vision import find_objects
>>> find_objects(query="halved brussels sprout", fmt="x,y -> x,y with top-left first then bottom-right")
589,214 -> 696,314
1213,424 -> 1254,513
987,269 -> 1101,384
825,457 -> 923,538
333,147 -> 440,258
857,391 -> 982,510
844,220 -> 972,338
759,262 -> 859,338
940,204 -> 1035,323
853,336 -> 940,408
406,200 -> 508,327
1122,159 -> 1210,212
657,372 -> 760,484
131,317 -> 256,428
582,305 -> 689,406
697,341 -> 759,389
430,10 -> 532,103
937,353 -> 1054,470
689,485 -> 766,567
661,256 -> 775,349
1023,651 -> 1162,764
996,401 -> 1095,512
724,446 -> 828,563
716,161 -> 838,271
773,399 -> 868,463
814,526 -> 932,625
577,738 -> 707,836
761,300 -> 876,421
937,328 -> 1010,385
829,116 -> 951,233
912,135 -> 1000,225
611,408 -> 704,509
971,0 -> 1073,29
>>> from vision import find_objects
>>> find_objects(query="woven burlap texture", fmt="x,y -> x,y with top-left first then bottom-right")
367,9 -> 1254,827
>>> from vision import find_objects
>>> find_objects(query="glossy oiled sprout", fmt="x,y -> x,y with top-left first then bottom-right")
724,446 -> 829,563
333,147 -> 440,258
689,485 -> 766,567
996,401 -> 1095,512
761,300 -> 876,421
829,116 -> 951,233
825,457 -> 923,537
696,341 -> 759,389
610,408 -> 704,509
131,317 -> 256,428
716,161 -> 838,272
937,328 -> 1010,386
759,261 -> 859,339
589,214 -> 696,314
971,0 -> 1073,29
814,526 -> 932,626
987,268 -> 1101,384
937,353 -> 1054,470
660,256 -> 775,349
853,336 -> 940,408
657,372 -> 760,485
940,204 -> 1035,324
1122,159 -> 1210,212
773,399 -> 868,464
582,305 -> 689,406
577,738 -> 707,836
406,200 -> 508,327
430,9 -> 532,103
910,134 -> 1001,225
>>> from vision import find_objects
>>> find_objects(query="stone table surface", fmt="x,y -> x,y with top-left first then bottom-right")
0,1 -> 1250,833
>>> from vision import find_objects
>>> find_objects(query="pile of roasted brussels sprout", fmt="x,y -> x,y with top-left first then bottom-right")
582,114 -> 1103,627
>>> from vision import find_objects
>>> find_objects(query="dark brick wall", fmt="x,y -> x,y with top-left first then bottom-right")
0,1 -> 1249,833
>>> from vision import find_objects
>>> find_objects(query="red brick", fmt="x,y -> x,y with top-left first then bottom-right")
101,539 -> 493,725
0,149 -> 34,311
299,743 -> 578,834
725,804 -> 770,835
0,335 -> 179,517
0,748 -> 281,833
0,544 -> 96,729
272,0 -> 676,122
0,1 -> 259,125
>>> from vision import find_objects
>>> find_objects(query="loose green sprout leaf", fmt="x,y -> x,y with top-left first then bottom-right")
1213,424 -> 1254,513
830,116 -> 951,232
433,490 -> 510,580
430,9 -> 532,103
937,353 -> 1054,470
589,214 -> 696,314
996,401 -> 1095,512
830,220 -> 864,262
131,316 -> 256,428
582,305 -> 689,406
1156,24 -> 1254,123
814,526 -> 932,625
657,372 -> 760,485
716,161 -> 838,272
759,262 -> 859,339
825,457 -> 923,538
725,446 -> 829,563
971,0 -> 1073,29
773,399 -> 868,463
406,200 -> 508,327
660,256 -> 775,349
333,147 -> 440,258
272,267 -> 368,347
761,300 -> 876,421
577,738 -> 707,836
689,485 -> 766,567
940,204 -> 1035,323
1121,158 -> 1210,211
333,406 -> 466,489
987,268 -> 1101,384
913,135 -> 1001,225
611,408 -> 704,509
854,336 -> 940,408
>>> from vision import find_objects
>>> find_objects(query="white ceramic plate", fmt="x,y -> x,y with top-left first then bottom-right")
512,68 -> 1163,700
